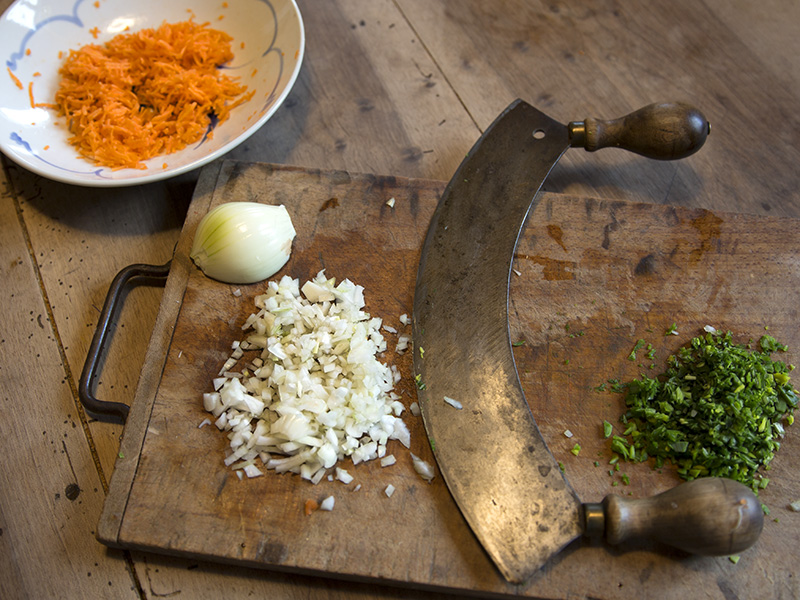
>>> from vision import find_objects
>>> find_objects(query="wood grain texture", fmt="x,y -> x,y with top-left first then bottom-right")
397,0 -> 800,216
102,163 -> 799,599
0,172 -> 138,599
5,170 -> 193,478
2,0 -> 798,597
224,0 -> 479,183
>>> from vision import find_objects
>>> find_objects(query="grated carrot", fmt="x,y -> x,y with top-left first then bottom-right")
54,20 -> 253,170
27,79 -> 57,110
304,499 -> 319,516
7,67 -> 23,89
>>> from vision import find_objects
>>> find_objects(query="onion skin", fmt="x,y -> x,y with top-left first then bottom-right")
190,202 -> 296,284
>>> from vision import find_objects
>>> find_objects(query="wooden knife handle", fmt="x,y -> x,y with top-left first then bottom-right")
582,477 -> 763,555
568,102 -> 709,159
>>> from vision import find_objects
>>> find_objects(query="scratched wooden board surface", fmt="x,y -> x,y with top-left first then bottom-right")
100,162 -> 799,599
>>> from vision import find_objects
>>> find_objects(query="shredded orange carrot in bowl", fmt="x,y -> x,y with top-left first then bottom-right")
54,20 -> 253,170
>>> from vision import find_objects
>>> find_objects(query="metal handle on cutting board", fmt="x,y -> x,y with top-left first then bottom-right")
78,262 -> 171,423
569,102 -> 710,160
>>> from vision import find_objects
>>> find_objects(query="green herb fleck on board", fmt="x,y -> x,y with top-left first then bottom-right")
628,339 -> 647,361
414,374 -> 426,390
608,379 -> 628,394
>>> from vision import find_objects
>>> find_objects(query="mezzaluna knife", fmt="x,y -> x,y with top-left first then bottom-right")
412,100 -> 763,584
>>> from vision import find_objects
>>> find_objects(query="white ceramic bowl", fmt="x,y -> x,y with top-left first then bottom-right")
0,0 -> 304,187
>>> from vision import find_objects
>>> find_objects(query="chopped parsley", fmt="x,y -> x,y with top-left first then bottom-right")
414,374 -> 426,390
609,329 -> 797,493
628,339 -> 647,361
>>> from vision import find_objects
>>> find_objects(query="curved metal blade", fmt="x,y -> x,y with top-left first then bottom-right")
412,99 -> 582,584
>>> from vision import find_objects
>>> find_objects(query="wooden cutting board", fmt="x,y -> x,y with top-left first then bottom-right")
99,161 -> 800,599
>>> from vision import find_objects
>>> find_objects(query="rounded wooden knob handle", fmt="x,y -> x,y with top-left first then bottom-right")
569,102 -> 710,160
584,477 -> 763,555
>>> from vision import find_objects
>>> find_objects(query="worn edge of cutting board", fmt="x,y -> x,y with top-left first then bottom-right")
97,161 -> 224,545
97,161 -> 800,600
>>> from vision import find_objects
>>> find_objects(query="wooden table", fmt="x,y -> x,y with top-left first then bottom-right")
2,1 -> 798,598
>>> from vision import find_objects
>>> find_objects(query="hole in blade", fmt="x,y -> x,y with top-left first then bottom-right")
532,129 -> 546,140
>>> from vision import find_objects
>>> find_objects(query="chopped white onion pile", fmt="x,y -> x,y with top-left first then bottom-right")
204,271 -> 410,484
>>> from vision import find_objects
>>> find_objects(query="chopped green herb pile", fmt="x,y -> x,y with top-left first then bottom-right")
611,329 -> 797,493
